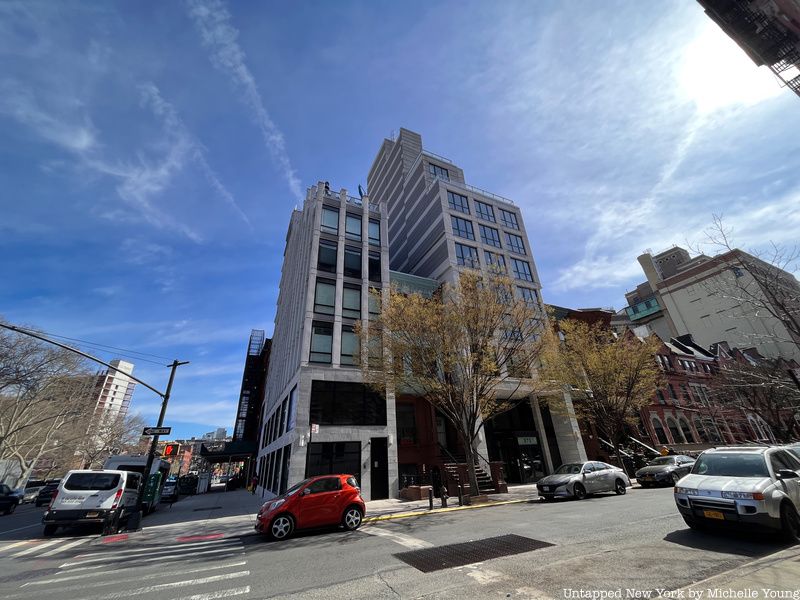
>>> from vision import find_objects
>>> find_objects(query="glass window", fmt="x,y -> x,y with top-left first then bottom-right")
475,200 -> 495,222
342,285 -> 361,319
305,442 -> 361,479
310,322 -> 333,363
447,191 -> 470,214
428,163 -> 449,181
344,246 -> 362,278
397,403 -> 417,444
451,216 -> 475,240
321,207 -> 339,234
516,287 -> 538,306
317,239 -> 337,273
307,477 -> 341,494
368,219 -> 381,246
314,279 -> 336,315
345,214 -> 362,241
484,250 -> 506,272
499,208 -> 519,230
510,258 -> 533,281
341,326 -> 358,366
309,380 -> 386,426
455,243 -> 479,268
368,289 -> 381,318
505,232 -> 526,254
479,225 -> 502,248
368,251 -> 381,282
64,473 -> 121,491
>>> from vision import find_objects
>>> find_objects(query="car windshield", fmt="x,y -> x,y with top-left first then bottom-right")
786,447 -> 800,461
647,457 -> 675,466
555,463 -> 584,475
64,473 -> 121,491
284,478 -> 311,497
691,453 -> 769,478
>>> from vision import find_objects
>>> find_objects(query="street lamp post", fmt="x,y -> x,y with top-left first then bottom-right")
0,322 -> 188,531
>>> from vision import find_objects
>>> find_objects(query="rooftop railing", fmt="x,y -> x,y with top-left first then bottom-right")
324,189 -> 381,213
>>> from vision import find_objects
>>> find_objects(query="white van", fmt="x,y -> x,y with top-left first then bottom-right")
43,469 -> 141,536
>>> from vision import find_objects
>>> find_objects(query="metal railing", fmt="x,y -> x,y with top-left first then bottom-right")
428,174 -> 516,206
324,189 -> 381,213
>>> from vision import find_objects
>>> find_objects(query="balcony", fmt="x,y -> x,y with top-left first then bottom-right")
625,297 -> 662,321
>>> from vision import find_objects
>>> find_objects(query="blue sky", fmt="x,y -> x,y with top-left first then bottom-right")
2,1 -> 799,439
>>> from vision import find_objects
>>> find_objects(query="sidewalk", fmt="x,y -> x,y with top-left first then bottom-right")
662,545 -> 800,598
364,483 -> 539,521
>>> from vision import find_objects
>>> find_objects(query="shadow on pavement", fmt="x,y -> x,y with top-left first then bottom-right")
663,526 -> 789,556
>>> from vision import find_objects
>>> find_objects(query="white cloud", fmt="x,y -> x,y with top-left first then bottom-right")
185,0 -> 303,201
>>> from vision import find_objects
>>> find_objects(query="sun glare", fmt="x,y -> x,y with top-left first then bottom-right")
678,23 -> 785,113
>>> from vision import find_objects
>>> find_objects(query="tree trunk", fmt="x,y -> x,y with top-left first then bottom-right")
462,436 -> 481,497
613,439 -> 629,477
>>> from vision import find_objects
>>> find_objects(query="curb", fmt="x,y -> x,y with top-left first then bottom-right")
656,544 -> 800,598
363,498 -> 530,523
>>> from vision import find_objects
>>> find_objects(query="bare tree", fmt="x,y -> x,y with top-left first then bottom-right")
74,412 -> 148,469
0,325 -> 96,486
358,271 -> 546,496
697,215 -> 800,349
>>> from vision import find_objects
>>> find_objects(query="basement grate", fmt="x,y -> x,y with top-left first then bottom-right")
192,506 -> 223,511
394,534 -> 554,573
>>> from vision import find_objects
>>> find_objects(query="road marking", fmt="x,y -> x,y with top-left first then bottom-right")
19,560 -> 248,590
59,547 -> 245,569
70,570 -> 250,600
10,539 -> 61,557
359,526 -> 433,549
0,523 -> 40,536
39,537 -> 91,557
362,498 -> 528,523
176,533 -> 225,542
75,538 -> 241,558
168,586 -> 250,600
0,540 -> 34,553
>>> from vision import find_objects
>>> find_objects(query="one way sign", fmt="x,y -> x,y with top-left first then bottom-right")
142,426 -> 171,436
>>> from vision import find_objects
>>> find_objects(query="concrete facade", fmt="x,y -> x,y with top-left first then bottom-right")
257,182 -> 396,501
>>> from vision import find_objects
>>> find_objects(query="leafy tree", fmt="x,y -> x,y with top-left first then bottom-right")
541,319 -> 663,474
359,271 -> 545,496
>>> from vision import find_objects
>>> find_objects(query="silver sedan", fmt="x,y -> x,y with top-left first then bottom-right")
536,461 -> 631,501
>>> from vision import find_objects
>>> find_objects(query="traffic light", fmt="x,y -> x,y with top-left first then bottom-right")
163,443 -> 180,457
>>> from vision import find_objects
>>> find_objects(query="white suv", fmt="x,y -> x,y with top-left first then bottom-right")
674,446 -> 800,541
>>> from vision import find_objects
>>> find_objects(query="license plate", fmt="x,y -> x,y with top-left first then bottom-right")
61,498 -> 82,505
703,510 -> 725,520
86,511 -> 99,517
541,486 -> 550,492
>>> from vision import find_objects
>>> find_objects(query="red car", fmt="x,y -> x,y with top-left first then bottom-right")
255,474 -> 366,541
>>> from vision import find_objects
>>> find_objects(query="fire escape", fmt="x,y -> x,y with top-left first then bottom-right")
699,0 -> 800,97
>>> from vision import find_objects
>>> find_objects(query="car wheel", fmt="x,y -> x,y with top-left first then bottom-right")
269,514 -> 295,541
43,525 -> 58,537
6,503 -> 17,515
614,479 -> 627,495
573,483 -> 586,500
342,506 -> 363,531
671,472 -> 681,485
102,516 -> 120,536
780,503 -> 800,543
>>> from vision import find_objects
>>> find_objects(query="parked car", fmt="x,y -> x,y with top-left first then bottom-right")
21,483 -> 45,503
0,483 -> 21,515
674,446 -> 800,541
43,469 -> 142,536
160,481 -> 180,503
636,455 -> 695,487
255,474 -> 365,541
35,483 -> 60,507
536,461 -> 631,501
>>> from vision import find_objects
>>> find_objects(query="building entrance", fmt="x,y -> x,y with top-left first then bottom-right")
485,401 -> 547,484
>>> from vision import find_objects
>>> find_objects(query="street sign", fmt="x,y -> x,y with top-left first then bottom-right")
311,423 -> 319,434
143,426 -> 172,436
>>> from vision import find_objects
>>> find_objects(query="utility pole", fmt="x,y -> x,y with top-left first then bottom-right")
0,322 -> 188,531
130,359 -> 189,529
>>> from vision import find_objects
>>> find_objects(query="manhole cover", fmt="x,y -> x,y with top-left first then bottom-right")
394,534 -> 553,572
192,506 -> 223,511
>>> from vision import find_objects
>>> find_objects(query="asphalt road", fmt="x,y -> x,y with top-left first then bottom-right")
0,487 -> 794,600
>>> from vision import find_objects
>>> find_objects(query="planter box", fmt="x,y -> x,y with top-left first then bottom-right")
400,485 -> 432,501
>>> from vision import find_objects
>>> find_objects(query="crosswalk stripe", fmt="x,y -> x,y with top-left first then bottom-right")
71,570 -> 250,600
59,546 -> 245,569
0,540 -> 33,554
167,586 -> 250,600
11,539 -> 61,557
76,537 -> 241,559
39,537 -> 91,557
19,560 -> 248,590
62,541 -> 244,566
